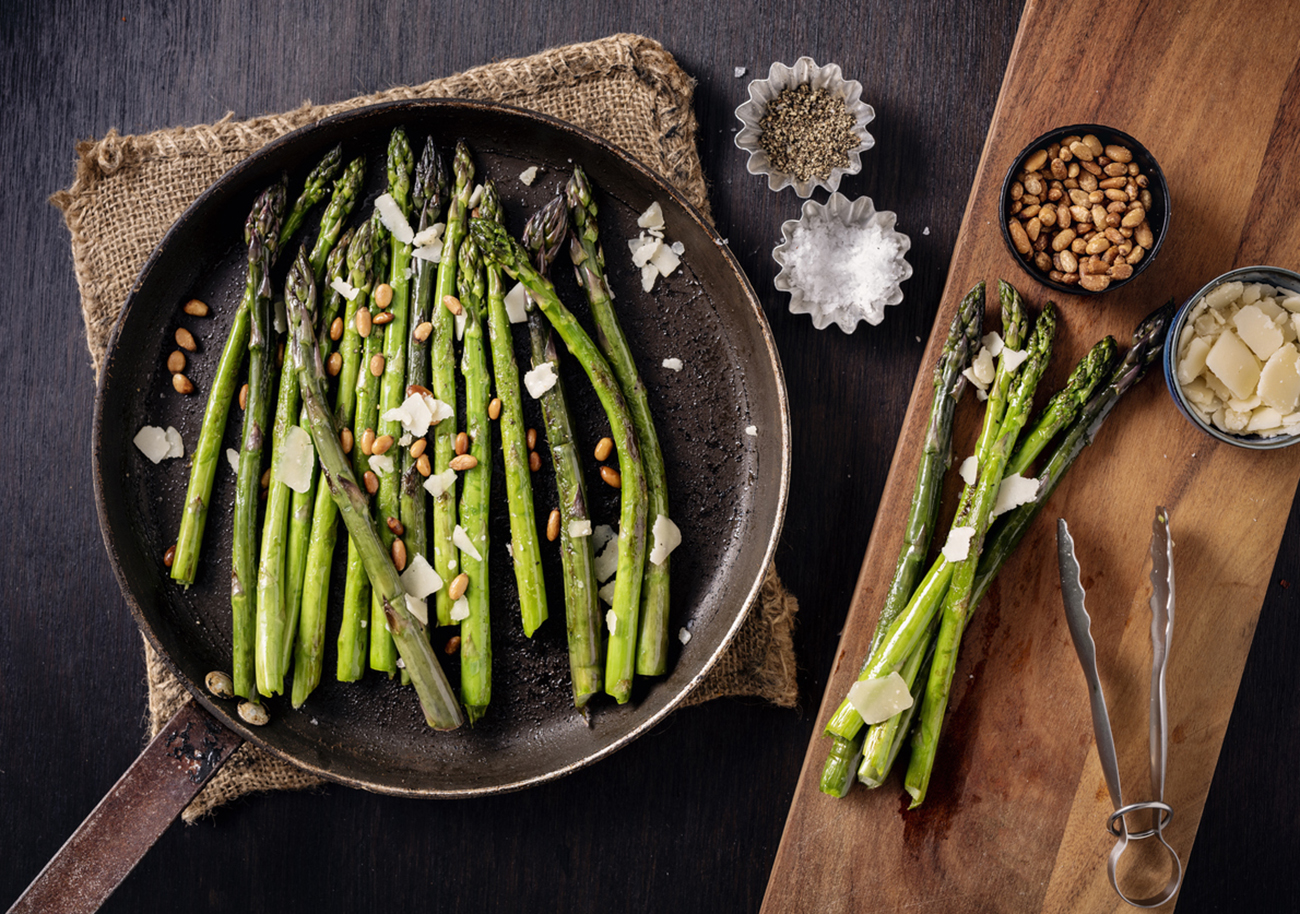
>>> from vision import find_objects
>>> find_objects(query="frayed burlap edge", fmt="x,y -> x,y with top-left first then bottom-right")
61,34 -> 796,820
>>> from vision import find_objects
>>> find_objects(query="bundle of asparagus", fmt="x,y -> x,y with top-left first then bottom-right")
820,282 -> 1175,804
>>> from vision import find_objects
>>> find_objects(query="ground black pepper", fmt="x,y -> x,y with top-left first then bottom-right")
758,83 -> 858,182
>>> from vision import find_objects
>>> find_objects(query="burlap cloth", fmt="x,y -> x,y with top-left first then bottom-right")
54,34 -> 798,820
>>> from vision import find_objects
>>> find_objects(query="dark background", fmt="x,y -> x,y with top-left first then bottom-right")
2,1 -> 1296,911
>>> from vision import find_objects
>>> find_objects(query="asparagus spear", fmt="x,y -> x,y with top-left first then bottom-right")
307,155 -> 365,283
819,281 -> 983,797
522,195 -> 600,700
428,143 -> 475,625
567,167 -> 674,677
904,293 -> 1056,806
286,259 -> 463,731
279,144 -> 341,251
370,127 -> 416,677
455,234 -> 493,722
253,245 -> 314,697
469,217 -> 649,704
400,139 -> 449,604
230,180 -> 288,699
338,215 -> 390,681
171,183 -> 285,588
480,182 -> 550,649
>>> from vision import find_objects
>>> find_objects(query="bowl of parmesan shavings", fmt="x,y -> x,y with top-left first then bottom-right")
772,192 -> 912,332
734,57 -> 875,198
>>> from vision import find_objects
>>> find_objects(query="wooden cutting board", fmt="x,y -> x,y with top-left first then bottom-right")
763,1 -> 1300,911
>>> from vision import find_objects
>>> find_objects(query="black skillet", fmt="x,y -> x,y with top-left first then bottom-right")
11,99 -> 789,911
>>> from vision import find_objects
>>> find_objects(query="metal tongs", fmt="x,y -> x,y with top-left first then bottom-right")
1057,508 -> 1183,908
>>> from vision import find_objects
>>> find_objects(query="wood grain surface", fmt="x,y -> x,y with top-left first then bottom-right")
764,0 -> 1300,911
2,2 -> 1298,913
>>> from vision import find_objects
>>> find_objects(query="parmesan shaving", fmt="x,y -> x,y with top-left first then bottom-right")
368,453 -> 394,476
226,447 -> 240,474
453,524 -> 483,562
598,580 -> 617,605
1000,347 -> 1029,373
745,425 -> 758,436
958,455 -> 978,486
518,165 -> 539,185
638,202 -> 665,230
662,357 -> 683,371
450,596 -> 470,622
412,223 -> 445,247
524,362 -> 558,398
649,515 -> 681,565
274,426 -> 315,493
404,594 -> 429,626
569,519 -> 593,538
678,627 -> 692,644
133,425 -> 184,464
373,193 -> 414,244
330,277 -> 360,301
400,553 -> 444,600
941,526 -> 976,562
503,282 -> 529,323
423,468 -> 457,498
991,472 -> 1039,517
594,532 -> 620,582
606,609 -> 618,634
846,672 -> 914,725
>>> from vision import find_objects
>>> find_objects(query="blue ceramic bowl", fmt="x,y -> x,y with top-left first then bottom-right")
1164,265 -> 1300,449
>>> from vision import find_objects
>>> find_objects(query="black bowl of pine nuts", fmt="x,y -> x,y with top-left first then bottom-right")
1000,124 -> 1169,295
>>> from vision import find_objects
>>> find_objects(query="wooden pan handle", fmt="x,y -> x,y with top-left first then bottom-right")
7,699 -> 243,913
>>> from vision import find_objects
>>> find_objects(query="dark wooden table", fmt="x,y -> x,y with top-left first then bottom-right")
3,2 -> 1296,911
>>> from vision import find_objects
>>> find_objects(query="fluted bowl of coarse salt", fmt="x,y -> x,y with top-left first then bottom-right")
772,193 -> 912,332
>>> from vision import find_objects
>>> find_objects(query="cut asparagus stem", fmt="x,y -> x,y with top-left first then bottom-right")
429,143 -> 474,625
279,144 -> 341,251
819,281 -> 983,796
522,194 -> 600,701
479,182 -> 550,649
231,180 -> 287,699
469,217 -> 648,704
370,127 -> 415,678
456,234 -> 493,722
567,167 -> 673,678
286,262 -> 462,731
904,292 -> 1056,806
171,183 -> 285,588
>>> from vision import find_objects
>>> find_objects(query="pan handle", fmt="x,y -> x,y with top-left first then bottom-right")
7,698 -> 243,913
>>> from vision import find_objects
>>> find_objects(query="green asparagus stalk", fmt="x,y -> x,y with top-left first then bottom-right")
286,263 -> 463,731
230,180 -> 287,699
307,155 -> 365,283
171,183 -> 285,588
279,144 -> 341,251
338,215 -> 390,681
567,167 -> 673,677
819,281 -> 983,796
523,195 -> 600,700
469,217 -> 649,704
370,127 -> 415,677
253,245 -> 314,697
480,182 -> 550,648
428,142 -> 475,625
904,294 -> 1056,806
455,234 -> 493,722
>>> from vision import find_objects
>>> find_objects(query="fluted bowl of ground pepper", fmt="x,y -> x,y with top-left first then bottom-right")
734,57 -> 875,197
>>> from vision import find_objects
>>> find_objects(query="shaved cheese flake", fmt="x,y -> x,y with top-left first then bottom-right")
1000,347 -> 1029,373
330,277 -> 360,301
400,553 -> 444,600
650,242 -> 680,278
941,526 -> 976,562
226,447 -> 240,474
374,193 -> 413,244
846,672 -> 914,725
412,239 -> 444,263
412,222 -> 445,247
991,472 -> 1039,517
662,357 -> 683,371
453,524 -> 483,562
606,609 -> 619,634
958,455 -> 978,486
518,165 -> 539,185
594,531 -> 620,581
381,392 -> 437,437
649,514 -> 681,565
971,346 -> 995,385
678,627 -> 692,644
134,425 -> 184,463
630,234 -> 661,268
274,426 -> 316,493
450,596 -> 470,622
592,524 -> 616,553
670,240 -> 685,256
641,263 -> 660,292
404,594 -> 429,626
503,281 -> 530,323
425,394 -> 454,426
982,332 -> 1004,357
455,311 -> 466,341
368,453 -> 394,476
423,467 -> 457,498
745,425 -> 758,436
569,519 -> 593,538
524,362 -> 558,398
467,184 -> 484,209
637,201 -> 665,230
598,580 -> 617,605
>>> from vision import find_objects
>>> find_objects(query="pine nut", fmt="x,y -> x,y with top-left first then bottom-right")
326,352 -> 342,376
413,321 -> 433,342
172,373 -> 195,394
600,466 -> 622,488
355,308 -> 372,338
448,572 -> 469,601
455,432 -> 469,455
261,469 -> 271,488
449,454 -> 478,471
182,299 -> 209,317
444,635 -> 461,655
387,517 -> 406,537
488,398 -> 501,420
416,454 -> 431,476
167,350 -> 186,373
594,437 -> 614,461
163,544 -> 176,567
526,428 -> 538,451
391,538 -> 407,571
363,471 -> 379,494
374,283 -> 394,309
546,508 -> 560,541
410,438 -> 427,458
340,428 -> 353,453
360,428 -> 376,455
407,383 -> 433,398
369,353 -> 385,377
239,383 -> 248,410
372,434 -> 394,455
330,316 -> 344,341
442,294 -> 463,315
373,311 -> 394,326
175,327 -> 197,352
528,451 -> 541,472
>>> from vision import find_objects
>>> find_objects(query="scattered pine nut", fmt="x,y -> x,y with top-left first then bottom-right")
444,635 -> 461,655
360,428 -> 376,455
442,294 -> 463,315
528,451 -> 541,472
355,308 -> 373,338
329,317 -> 344,341
363,471 -> 379,495
373,311 -> 394,326
372,434 -> 394,455
526,427 -> 538,451
410,438 -> 427,458
369,353 -> 386,377
166,350 -> 186,374
455,432 -> 469,455
449,454 -> 478,471
546,508 -> 560,542
172,373 -> 195,394
488,397 -> 502,420
448,572 -> 470,601
163,544 -> 176,567
407,383 -> 433,398
594,437 -> 614,461
391,538 -> 407,571
600,466 -> 622,488
182,299 -> 209,317
340,428 -> 354,454
387,516 -> 406,536
239,383 -> 249,410
175,327 -> 197,351
414,321 -> 433,342
374,283 -> 394,309
416,454 -> 431,476
326,352 -> 343,376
